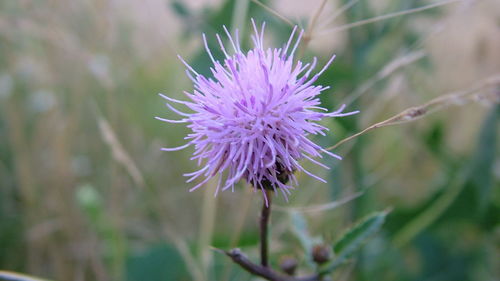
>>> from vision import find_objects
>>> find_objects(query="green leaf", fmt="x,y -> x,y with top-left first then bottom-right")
126,243 -> 187,281
320,210 -> 389,274
469,105 -> 499,212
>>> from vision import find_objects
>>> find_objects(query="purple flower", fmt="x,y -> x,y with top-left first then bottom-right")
157,21 -> 358,204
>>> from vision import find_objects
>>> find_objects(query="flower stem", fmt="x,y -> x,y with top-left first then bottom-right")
260,190 -> 272,267
223,248 -> 320,281
220,188 -> 321,281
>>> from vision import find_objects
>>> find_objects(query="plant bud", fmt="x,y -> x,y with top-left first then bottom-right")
279,255 -> 298,275
312,244 -> 331,264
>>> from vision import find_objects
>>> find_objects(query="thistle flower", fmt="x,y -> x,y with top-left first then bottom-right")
157,21 -> 358,204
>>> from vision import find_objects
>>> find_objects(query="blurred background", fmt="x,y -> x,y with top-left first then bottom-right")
0,0 -> 499,280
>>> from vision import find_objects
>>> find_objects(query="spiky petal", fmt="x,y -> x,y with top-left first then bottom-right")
158,20 -> 358,202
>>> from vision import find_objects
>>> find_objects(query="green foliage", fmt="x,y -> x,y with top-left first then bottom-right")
468,105 -> 498,212
320,210 -> 388,274
76,183 -> 103,223
126,243 -> 188,281
76,184 -> 128,279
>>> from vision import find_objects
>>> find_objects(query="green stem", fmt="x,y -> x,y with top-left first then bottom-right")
393,172 -> 466,247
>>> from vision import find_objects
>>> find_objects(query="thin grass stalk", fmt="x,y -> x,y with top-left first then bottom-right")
393,171 -> 467,247
327,74 -> 500,152
221,187 -> 254,281
320,0 -> 461,34
198,179 -> 218,280
251,0 -> 294,27
2,97 -> 41,271
231,0 -> 250,35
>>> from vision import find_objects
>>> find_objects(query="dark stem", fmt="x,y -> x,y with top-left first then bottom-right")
220,185 -> 320,281
224,249 -> 320,281
260,190 -> 272,267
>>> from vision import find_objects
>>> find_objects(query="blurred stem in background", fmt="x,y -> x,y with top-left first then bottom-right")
231,0 -> 250,35
198,180 -> 218,280
341,0 -> 371,221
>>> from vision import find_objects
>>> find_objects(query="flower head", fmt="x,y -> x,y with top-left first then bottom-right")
157,21 -> 358,204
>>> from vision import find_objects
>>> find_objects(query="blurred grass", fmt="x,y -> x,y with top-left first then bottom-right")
0,0 -> 499,281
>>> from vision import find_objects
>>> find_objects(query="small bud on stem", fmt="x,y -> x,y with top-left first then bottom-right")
312,244 -> 332,264
279,256 -> 298,275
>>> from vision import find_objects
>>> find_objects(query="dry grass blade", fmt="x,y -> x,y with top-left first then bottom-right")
319,0 -> 359,30
274,192 -> 362,213
251,0 -> 295,27
409,0 -> 475,50
97,117 -> 145,188
341,50 -> 426,107
299,0 -> 329,57
306,0 -> 329,36
163,228 -> 205,281
322,0 -> 461,34
0,271 -> 51,281
327,74 -> 500,151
